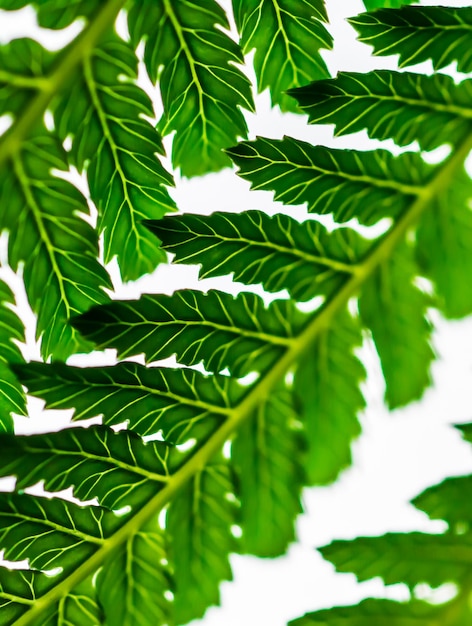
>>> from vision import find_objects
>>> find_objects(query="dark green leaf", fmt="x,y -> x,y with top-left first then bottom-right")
412,475 -> 472,528
359,243 -> 434,408
147,210 -> 370,302
232,386 -> 304,557
0,568 -> 54,626
362,0 -> 416,9
127,0 -> 254,176
73,289 -> 307,377
290,71 -> 472,151
0,0 -> 98,28
350,7 -> 472,72
228,136 -> 432,225
232,0 -> 331,112
293,309 -> 365,484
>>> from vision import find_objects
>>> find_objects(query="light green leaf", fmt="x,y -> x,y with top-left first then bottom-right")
416,168 -> 472,318
13,361 -> 244,441
232,386 -> 304,557
127,0 -> 254,177
232,0 -> 332,112
290,598 -> 444,626
146,210 -> 370,302
362,0 -> 416,9
0,425 -> 176,510
320,532 -> 472,588
293,309 -> 365,484
412,475 -> 472,528
350,7 -> 472,72
359,243 -> 434,408
97,520 -> 170,626
167,459 -> 236,624
73,289 -> 307,377
0,129 -> 111,360
290,71 -> 472,151
41,577 -> 103,626
53,35 -> 176,282
227,136 -> 432,225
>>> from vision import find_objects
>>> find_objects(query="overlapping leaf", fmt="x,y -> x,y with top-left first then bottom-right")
147,210 -> 370,302
359,243 -> 434,408
350,6 -> 472,72
73,289 -> 308,377
13,361 -> 243,441
290,71 -> 472,151
416,167 -> 472,319
0,280 -> 26,428
0,424 -> 176,509
232,386 -> 304,557
53,34 -> 176,282
292,422 -> 472,626
127,0 -> 254,176
42,577 -> 103,626
232,0 -> 332,112
166,459 -> 236,624
293,309 -> 365,484
228,137 -> 432,225
0,129 -> 111,360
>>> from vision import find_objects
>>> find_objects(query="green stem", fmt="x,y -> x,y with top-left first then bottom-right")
0,0 -> 125,168
14,131 -> 472,626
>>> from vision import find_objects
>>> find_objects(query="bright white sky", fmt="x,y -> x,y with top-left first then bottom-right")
1,1 -> 472,625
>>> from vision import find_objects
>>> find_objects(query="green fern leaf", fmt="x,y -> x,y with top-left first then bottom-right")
13,361 -> 243,441
0,425 -> 176,509
0,280 -> 26,427
127,0 -> 254,177
290,598 -> 445,626
167,459 -> 236,624
232,386 -> 304,557
146,211 -> 370,301
232,0 -> 332,112
412,475 -> 472,529
358,243 -> 434,408
0,129 -> 111,360
72,290 -> 307,377
0,493 -> 120,573
53,34 -> 176,282
350,7 -> 472,72
320,532 -> 472,588
289,71 -> 472,151
416,167 -> 472,319
0,569 -> 54,626
96,522 -> 170,626
227,137 -> 432,225
293,309 -> 365,484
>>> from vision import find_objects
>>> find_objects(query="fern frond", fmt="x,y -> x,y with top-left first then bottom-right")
127,0 -> 254,177
232,0 -> 332,112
